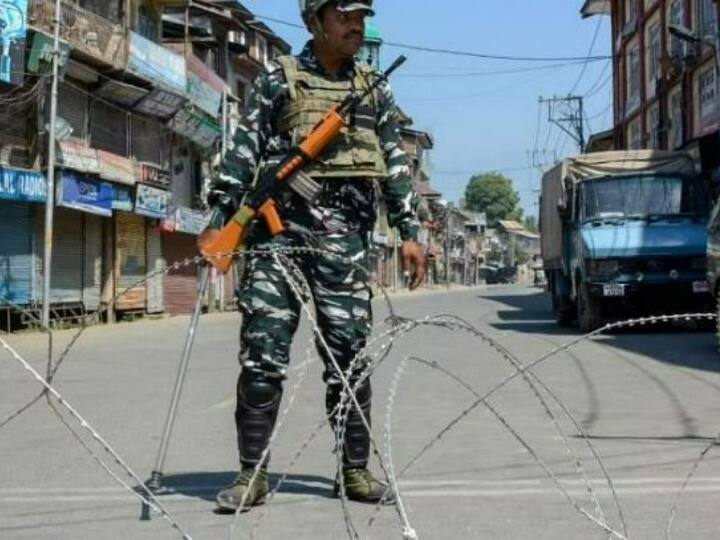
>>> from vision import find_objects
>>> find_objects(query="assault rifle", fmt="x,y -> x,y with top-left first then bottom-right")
199,55 -> 407,274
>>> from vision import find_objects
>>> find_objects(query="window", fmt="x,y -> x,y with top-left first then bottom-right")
696,0 -> 717,38
646,103 -> 660,148
668,86 -> 683,149
138,5 -> 159,43
626,40 -> 641,114
668,0 -> 686,59
627,116 -> 643,149
645,19 -> 661,99
256,36 -> 268,68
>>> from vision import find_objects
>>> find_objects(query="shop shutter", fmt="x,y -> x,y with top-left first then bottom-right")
146,222 -> 164,314
0,202 -> 34,306
90,99 -> 129,157
83,214 -> 103,311
58,82 -> 89,141
115,212 -> 147,311
34,207 -> 83,304
162,231 -> 199,315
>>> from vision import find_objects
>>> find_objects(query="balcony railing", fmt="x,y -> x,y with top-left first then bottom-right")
28,0 -> 127,70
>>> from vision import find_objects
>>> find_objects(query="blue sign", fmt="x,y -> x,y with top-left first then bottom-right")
0,167 -> 46,202
112,184 -> 134,212
0,0 -> 28,85
128,32 -> 186,95
58,172 -> 113,217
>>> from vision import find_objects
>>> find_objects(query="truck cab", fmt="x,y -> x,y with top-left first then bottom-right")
541,151 -> 711,332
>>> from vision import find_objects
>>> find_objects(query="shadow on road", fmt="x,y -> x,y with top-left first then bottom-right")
146,471 -> 336,502
480,287 -> 720,376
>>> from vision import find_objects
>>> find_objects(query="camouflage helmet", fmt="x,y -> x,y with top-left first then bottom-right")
299,0 -> 375,25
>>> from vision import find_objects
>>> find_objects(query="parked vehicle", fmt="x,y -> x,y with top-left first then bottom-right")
540,150 -> 712,331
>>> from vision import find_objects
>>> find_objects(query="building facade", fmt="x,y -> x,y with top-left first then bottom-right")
0,0 -> 289,330
583,0 -> 720,171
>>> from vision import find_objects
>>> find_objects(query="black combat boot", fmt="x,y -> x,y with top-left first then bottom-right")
326,380 -> 395,504
217,370 -> 282,512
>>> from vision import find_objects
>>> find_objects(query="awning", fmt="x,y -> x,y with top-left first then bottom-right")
580,0 -> 611,18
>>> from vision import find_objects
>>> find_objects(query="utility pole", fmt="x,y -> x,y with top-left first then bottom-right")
42,0 -> 62,328
540,95 -> 586,153
445,210 -> 452,290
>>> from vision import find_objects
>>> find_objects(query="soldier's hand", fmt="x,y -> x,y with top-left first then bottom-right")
401,241 -> 426,291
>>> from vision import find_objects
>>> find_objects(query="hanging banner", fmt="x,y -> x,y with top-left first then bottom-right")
128,32 -> 186,95
97,150 -> 135,186
57,140 -> 100,174
0,0 -> 28,85
112,184 -> 134,212
0,167 -> 45,202
135,183 -> 170,219
169,107 -> 221,148
186,53 -> 224,117
57,172 -> 113,217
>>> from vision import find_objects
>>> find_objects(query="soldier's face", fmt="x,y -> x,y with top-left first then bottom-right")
316,7 -> 366,58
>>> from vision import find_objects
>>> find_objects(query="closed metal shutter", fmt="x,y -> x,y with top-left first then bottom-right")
162,231 -> 198,315
34,207 -> 83,304
83,214 -> 103,311
90,100 -> 128,157
146,223 -> 164,314
0,202 -> 34,306
115,212 -> 147,311
58,82 -> 89,141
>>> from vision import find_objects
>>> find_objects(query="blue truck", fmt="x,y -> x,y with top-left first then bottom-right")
540,150 -> 712,331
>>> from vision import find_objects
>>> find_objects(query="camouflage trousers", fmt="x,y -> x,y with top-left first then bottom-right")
234,180 -> 377,469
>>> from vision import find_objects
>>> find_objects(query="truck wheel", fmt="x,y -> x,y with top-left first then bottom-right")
577,282 -> 602,333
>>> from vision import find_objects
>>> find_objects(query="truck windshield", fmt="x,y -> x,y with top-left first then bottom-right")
582,175 -> 709,222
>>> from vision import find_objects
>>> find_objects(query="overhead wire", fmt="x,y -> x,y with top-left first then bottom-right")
252,13 -> 613,62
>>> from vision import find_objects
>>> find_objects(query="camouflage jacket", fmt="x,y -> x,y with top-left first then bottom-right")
209,41 -> 420,241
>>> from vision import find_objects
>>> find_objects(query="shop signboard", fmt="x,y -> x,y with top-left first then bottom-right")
112,184 -> 134,212
186,53 -> 224,117
169,107 -> 221,148
128,32 -> 186,95
27,31 -> 70,75
135,183 -> 170,219
97,79 -> 149,108
97,150 -> 135,186
169,206 -> 211,235
57,171 -> 113,217
134,161 -> 170,189
134,87 -> 187,119
57,140 -> 100,174
0,167 -> 45,202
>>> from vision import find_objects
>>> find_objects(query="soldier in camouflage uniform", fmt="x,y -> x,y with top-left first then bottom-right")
201,0 -> 425,512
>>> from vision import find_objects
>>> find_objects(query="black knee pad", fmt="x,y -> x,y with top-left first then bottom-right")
238,370 -> 283,409
326,379 -> 372,419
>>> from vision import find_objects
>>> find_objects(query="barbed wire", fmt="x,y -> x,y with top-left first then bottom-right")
2,242 -> 719,539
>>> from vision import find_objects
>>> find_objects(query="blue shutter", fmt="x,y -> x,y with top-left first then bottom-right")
0,202 -> 34,306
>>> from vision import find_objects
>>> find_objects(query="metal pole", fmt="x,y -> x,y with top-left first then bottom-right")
445,212 -> 451,290
221,89 -> 228,158
148,266 -> 211,491
42,0 -> 62,329
392,228 -> 398,292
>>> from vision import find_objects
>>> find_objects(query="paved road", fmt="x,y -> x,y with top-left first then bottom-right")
2,285 -> 720,539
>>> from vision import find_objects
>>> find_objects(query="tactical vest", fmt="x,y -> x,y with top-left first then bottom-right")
276,55 -> 388,179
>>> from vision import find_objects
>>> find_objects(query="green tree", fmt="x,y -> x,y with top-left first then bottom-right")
464,173 -> 522,227
523,215 -> 538,233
